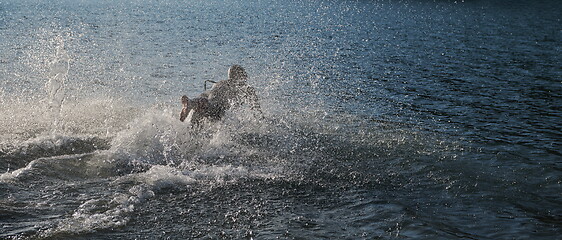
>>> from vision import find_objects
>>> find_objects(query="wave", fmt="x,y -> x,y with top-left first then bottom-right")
0,134 -> 109,172
1,92 -> 455,239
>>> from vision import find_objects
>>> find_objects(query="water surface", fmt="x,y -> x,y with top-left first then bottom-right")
1,0 -> 561,239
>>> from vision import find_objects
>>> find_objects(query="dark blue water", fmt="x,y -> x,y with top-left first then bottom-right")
1,0 -> 561,239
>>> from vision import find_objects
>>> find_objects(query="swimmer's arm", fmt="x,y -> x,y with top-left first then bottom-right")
180,95 -> 189,122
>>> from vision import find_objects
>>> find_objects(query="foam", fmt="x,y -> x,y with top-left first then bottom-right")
108,108 -> 195,167
0,96 -> 138,143
132,165 -> 196,190
105,105 -> 271,168
0,161 -> 35,182
2,94 -> 378,237
117,163 -> 274,191
36,162 -> 275,237
39,193 -> 136,238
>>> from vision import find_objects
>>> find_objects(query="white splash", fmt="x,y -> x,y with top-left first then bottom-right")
45,39 -> 71,134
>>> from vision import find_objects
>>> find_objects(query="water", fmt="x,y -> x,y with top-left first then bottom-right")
1,0 -> 561,239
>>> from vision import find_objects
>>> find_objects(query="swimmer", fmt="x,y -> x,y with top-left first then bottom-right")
180,65 -> 262,124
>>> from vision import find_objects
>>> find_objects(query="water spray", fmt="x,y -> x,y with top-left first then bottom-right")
46,38 -> 70,134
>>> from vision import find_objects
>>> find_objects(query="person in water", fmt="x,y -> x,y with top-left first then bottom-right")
180,65 -> 262,124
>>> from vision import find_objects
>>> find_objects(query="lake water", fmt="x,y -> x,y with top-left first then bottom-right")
1,0 -> 561,239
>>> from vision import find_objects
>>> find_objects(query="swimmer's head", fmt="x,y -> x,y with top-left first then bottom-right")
228,65 -> 248,83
